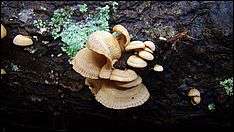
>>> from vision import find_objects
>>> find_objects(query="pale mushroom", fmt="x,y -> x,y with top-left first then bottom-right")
110,69 -> 138,82
127,55 -> 147,68
125,41 -> 145,51
188,88 -> 200,97
153,64 -> 164,72
1,24 -> 7,39
191,96 -> 201,105
13,35 -> 33,46
143,47 -> 153,53
144,41 -> 155,51
138,50 -> 154,61
86,31 -> 122,79
114,76 -> 142,88
112,24 -> 130,51
95,80 -> 150,109
72,48 -> 106,79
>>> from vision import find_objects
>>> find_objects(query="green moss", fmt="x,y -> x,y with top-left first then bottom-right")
208,103 -> 215,112
79,4 -> 88,13
33,4 -> 111,57
220,77 -> 233,96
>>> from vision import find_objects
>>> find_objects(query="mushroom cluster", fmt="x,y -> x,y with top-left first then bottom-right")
126,41 -> 155,68
72,25 -> 153,109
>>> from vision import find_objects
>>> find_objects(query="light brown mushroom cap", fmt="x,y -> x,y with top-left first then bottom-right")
143,47 -> 153,53
125,41 -> 145,51
95,81 -> 150,109
114,76 -> 142,88
110,69 -> 138,82
86,31 -> 122,64
1,24 -> 7,39
153,64 -> 164,72
191,96 -> 201,105
112,24 -> 130,51
13,35 -> 33,46
85,78 -> 103,95
138,50 -> 154,61
144,41 -> 155,51
127,55 -> 147,68
72,48 -> 106,79
188,88 -> 200,97
99,62 -> 113,79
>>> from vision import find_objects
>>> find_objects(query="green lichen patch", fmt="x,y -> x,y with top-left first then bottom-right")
220,77 -> 233,96
33,3 -> 116,57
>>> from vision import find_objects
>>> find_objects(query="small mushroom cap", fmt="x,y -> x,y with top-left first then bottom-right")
13,35 -> 33,46
112,24 -> 130,50
1,24 -> 7,39
153,64 -> 164,72
114,76 -> 142,88
143,47 -> 153,53
125,41 -> 145,51
86,31 -> 122,64
188,88 -> 200,97
144,41 -> 155,51
138,50 -> 154,61
110,69 -> 138,82
95,81 -> 150,109
127,55 -> 147,68
72,48 -> 106,79
191,96 -> 201,105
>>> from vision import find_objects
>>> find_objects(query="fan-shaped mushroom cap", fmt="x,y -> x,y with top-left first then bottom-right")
85,78 -> 103,95
127,55 -> 147,68
125,41 -> 145,51
1,24 -> 7,39
112,24 -> 130,51
144,41 -> 155,51
110,69 -> 138,82
86,31 -> 122,64
115,76 -> 142,88
188,88 -> 200,97
72,48 -> 106,79
191,96 -> 201,105
153,64 -> 164,72
138,50 -> 154,61
95,81 -> 150,109
99,62 -> 112,79
13,35 -> 33,46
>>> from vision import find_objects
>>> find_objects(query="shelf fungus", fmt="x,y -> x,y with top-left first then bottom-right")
144,41 -> 155,51
125,41 -> 145,51
127,55 -> 147,68
72,24 -> 151,109
188,88 -> 201,105
1,24 -> 7,39
13,34 -> 33,46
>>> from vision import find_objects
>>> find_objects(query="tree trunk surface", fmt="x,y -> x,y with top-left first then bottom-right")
0,1 -> 233,131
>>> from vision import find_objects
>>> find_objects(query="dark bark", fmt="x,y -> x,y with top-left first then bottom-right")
0,1 -> 233,131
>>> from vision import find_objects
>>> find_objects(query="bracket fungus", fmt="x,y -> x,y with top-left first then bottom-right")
72,24 -> 152,109
1,24 -> 7,39
127,55 -> 147,68
13,34 -> 33,46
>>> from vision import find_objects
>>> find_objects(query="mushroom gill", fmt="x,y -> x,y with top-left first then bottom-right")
72,48 -> 106,79
86,31 -> 122,79
95,80 -> 150,109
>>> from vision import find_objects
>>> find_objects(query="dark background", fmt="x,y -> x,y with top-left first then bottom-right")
0,1 -> 233,131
